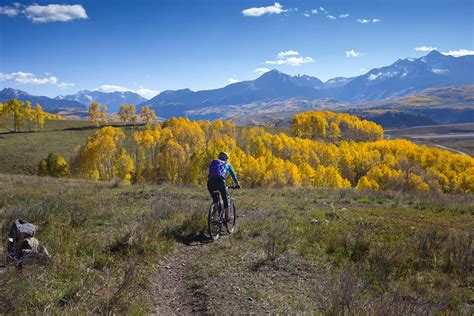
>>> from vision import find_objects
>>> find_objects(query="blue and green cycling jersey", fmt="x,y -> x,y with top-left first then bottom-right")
210,162 -> 239,184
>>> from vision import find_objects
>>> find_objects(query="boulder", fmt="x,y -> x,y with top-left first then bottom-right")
6,219 -> 50,266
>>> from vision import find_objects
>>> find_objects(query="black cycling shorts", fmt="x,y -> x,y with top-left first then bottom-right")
207,177 -> 229,208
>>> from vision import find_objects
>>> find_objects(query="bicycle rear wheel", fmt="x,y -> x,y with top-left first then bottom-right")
208,203 -> 221,240
225,201 -> 237,234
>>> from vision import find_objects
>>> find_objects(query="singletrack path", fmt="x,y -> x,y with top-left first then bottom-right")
151,200 -> 263,315
151,241 -> 205,314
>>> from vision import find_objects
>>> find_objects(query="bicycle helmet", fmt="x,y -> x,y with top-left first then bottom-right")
218,151 -> 229,161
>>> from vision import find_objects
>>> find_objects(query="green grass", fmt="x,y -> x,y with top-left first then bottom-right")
0,119 -> 141,175
0,174 -> 207,314
0,175 -> 472,314
188,188 -> 474,314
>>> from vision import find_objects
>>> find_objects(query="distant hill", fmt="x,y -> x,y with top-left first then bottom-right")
140,51 -> 474,118
234,85 -> 474,128
0,88 -> 86,112
56,90 -> 148,113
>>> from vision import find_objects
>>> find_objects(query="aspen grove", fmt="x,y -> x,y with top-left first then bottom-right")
69,111 -> 474,194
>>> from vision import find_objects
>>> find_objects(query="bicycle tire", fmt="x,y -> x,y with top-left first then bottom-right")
208,203 -> 221,240
225,201 -> 237,234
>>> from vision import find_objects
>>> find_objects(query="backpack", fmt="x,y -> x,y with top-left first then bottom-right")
208,159 -> 226,179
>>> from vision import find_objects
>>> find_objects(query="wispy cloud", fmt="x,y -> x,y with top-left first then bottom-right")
0,71 -> 76,90
357,18 -> 381,24
57,82 -> 75,89
346,50 -> 363,58
266,51 -> 315,66
278,50 -> 299,58
0,5 -> 19,16
254,68 -> 271,75
242,2 -> 286,17
339,13 -> 349,18
327,15 -> 336,20
0,3 -> 88,23
303,12 -> 310,17
0,71 -> 58,85
319,7 -> 326,12
94,84 -> 158,99
415,46 -> 437,52
311,9 -> 318,14
227,78 -> 239,84
442,49 -> 474,57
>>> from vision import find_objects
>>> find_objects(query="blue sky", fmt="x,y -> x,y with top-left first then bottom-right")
0,0 -> 473,98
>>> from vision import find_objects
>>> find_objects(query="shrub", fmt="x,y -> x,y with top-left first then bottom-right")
37,153 -> 68,177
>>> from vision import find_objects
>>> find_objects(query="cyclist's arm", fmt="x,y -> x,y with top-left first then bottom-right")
227,163 -> 239,184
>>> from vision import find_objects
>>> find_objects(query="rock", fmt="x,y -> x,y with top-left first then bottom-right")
6,219 -> 50,266
310,219 -> 320,224
340,208 -> 348,212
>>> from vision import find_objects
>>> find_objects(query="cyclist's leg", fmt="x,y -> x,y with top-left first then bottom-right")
207,178 -> 219,204
217,180 -> 230,220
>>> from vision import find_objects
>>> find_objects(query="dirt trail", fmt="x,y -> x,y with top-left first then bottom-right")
151,241 -> 206,314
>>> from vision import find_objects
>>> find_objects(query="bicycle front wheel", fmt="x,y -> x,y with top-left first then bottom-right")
208,203 -> 221,240
225,201 -> 237,234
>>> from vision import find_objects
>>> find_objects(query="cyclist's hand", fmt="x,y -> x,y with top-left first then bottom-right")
235,184 -> 241,189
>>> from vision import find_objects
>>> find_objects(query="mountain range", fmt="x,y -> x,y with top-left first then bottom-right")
139,50 -> 474,118
56,90 -> 148,113
1,51 -> 473,118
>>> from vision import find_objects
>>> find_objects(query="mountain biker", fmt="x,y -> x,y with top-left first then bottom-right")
207,151 -> 240,221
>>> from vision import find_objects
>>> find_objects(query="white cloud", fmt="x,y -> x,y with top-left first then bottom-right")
24,4 -> 88,23
57,82 -> 75,89
357,18 -> 381,24
266,50 -> 315,66
0,72 -> 58,85
303,12 -> 310,17
227,78 -> 239,84
319,7 -> 326,12
266,56 -> 315,66
1,3 -> 88,23
339,13 -> 349,18
136,86 -> 159,99
242,2 -> 286,17
311,9 -> 318,14
0,5 -> 19,16
346,50 -> 363,58
94,84 -> 158,99
254,68 -> 271,75
278,50 -> 299,58
442,49 -> 474,57
415,46 -> 437,52
327,15 -> 336,20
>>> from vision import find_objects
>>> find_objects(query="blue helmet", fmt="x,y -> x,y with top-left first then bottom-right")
218,151 -> 229,161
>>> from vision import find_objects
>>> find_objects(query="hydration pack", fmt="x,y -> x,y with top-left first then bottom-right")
208,159 -> 226,179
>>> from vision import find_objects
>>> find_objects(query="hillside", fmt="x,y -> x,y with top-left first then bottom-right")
1,174 -> 473,314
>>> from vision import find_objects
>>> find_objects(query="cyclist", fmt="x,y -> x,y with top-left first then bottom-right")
207,151 -> 240,221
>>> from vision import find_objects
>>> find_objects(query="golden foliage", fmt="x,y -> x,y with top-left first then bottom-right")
0,99 -> 61,132
291,111 -> 384,142
71,111 -> 473,194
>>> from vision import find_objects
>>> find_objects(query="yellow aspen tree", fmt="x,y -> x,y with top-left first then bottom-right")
129,104 -> 137,125
24,101 -> 34,132
100,104 -> 108,126
89,102 -> 100,127
34,104 -> 45,132
119,104 -> 129,125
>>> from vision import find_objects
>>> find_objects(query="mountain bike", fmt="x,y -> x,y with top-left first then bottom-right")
208,185 -> 238,240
